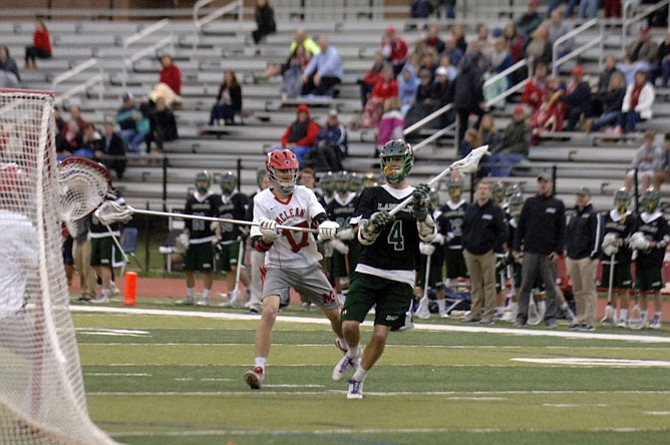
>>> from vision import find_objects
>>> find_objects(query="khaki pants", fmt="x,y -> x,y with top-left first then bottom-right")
463,249 -> 497,320
566,257 -> 598,326
74,240 -> 97,299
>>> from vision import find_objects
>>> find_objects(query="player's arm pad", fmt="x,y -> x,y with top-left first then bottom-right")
251,235 -> 273,253
417,214 -> 437,243
357,219 -> 379,246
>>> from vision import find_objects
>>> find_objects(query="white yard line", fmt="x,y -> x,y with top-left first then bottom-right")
71,306 -> 670,344
89,390 -> 670,397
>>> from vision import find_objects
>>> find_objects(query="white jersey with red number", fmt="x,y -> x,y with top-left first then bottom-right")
251,185 -> 325,269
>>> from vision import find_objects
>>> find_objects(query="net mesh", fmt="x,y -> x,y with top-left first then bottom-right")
0,89 -> 118,444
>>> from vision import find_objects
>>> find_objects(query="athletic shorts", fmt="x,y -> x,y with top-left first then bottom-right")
635,265 -> 662,292
62,236 -> 74,265
600,262 -> 632,289
415,251 -> 444,289
184,241 -> 214,272
262,264 -> 338,309
218,240 -> 243,272
342,271 -> 413,331
445,247 -> 468,279
332,242 -> 362,279
90,236 -> 121,267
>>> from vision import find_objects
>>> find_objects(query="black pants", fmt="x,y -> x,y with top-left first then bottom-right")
301,76 -> 341,96
456,108 -> 484,144
25,46 -> 50,64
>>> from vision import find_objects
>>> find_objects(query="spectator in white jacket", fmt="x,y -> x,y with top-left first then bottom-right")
618,69 -> 655,134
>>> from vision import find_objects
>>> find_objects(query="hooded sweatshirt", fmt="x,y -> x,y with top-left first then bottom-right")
281,104 -> 320,147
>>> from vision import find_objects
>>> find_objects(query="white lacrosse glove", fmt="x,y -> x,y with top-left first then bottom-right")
330,239 -> 350,255
318,220 -> 339,241
259,218 -> 281,242
336,228 -> 355,241
602,243 -> 618,257
419,242 -> 436,256
177,233 -> 190,250
432,233 -> 445,245
629,232 -> 650,251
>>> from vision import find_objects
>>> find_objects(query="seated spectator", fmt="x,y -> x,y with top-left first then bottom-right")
278,103 -> 320,163
404,68 -> 437,130
382,26 -> 409,77
418,48 -> 439,81
488,106 -> 530,177
450,24 -> 468,54
586,71 -> 626,132
116,92 -> 140,151
547,0 -> 578,18
523,23 -> 552,66
516,0 -> 543,39
262,28 -> 318,82
476,23 -> 494,58
624,130 -> 663,190
477,113 -> 502,149
67,105 -> 86,136
308,109 -> 347,172
656,28 -> 670,87
53,106 -> 65,133
618,69 -> 655,133
548,8 -> 574,65
460,127 -> 482,158
0,46 -> 21,88
131,102 -> 152,154
300,36 -> 343,97
440,0 -> 457,19
578,0 -> 599,19
361,63 -> 398,129
56,120 -> 82,158
24,18 -> 51,70
208,70 -> 242,126
484,37 -> 514,110
530,74 -> 566,138
148,55 -> 182,107
376,97 -> 404,152
652,132 -> 670,189
521,61 -> 549,111
410,0 -> 435,18
398,63 -> 420,117
150,97 -> 178,152
251,0 -> 276,45
97,120 -> 126,180
617,23 -> 658,86
437,53 -> 458,81
503,23 -> 526,63
596,55 -> 620,96
358,50 -> 385,109
276,44 -> 313,100
440,35 -> 464,68
423,23 -> 446,55
558,65 -> 592,131
79,122 -> 103,158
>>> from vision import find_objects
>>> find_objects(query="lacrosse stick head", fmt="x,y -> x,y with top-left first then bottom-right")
627,305 -> 644,330
450,145 -> 489,174
94,200 -> 133,225
58,156 -> 111,224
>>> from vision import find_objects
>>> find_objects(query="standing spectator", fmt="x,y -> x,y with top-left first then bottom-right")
429,65 -> 456,128
523,23 -> 553,66
0,46 -> 20,88
454,53 -> 487,146
559,65 -> 592,131
251,0 -> 276,45
24,18 -> 51,70
656,28 -> 670,87
308,109 -> 347,172
516,0 -> 543,39
652,132 -> 670,189
587,71 -> 626,132
617,23 -> 658,85
150,97 -> 178,152
361,64 -> 398,129
548,8 -> 574,62
97,120 -> 126,180
358,51 -> 385,108
512,172 -> 566,328
300,36 -> 343,97
398,64 -> 420,117
489,106 -> 530,176
208,70 -> 242,126
565,187 -> 601,331
116,91 -> 139,151
376,97 -> 404,151
484,37 -> 514,110
522,61 -> 549,111
462,180 -> 508,324
148,55 -> 182,107
618,69 -> 655,134
578,0 -> 599,19
604,0 -> 622,19
382,26 -> 409,77
278,103 -> 320,164
623,130 -> 663,190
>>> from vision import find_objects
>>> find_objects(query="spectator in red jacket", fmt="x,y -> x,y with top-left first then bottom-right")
148,54 -> 182,107
24,18 -> 52,70
521,61 -> 549,112
278,103 -> 320,164
381,26 -> 408,77
362,64 -> 398,128
358,50 -> 385,108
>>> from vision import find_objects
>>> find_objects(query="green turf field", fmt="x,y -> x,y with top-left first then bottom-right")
72,303 -> 670,445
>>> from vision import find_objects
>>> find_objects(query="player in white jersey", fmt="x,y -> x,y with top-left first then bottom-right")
244,149 -> 345,389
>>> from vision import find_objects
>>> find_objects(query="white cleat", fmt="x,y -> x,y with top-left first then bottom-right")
347,378 -> 364,400
332,355 -> 359,381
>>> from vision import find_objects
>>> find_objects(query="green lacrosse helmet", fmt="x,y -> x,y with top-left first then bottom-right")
334,171 -> 350,194
505,183 -> 522,200
492,181 -> 506,204
195,170 -> 212,193
613,187 -> 630,212
640,188 -> 660,213
319,171 -> 335,194
362,171 -> 377,188
447,177 -> 463,200
508,193 -> 524,218
379,139 -> 413,184
219,171 -> 237,195
349,172 -> 363,193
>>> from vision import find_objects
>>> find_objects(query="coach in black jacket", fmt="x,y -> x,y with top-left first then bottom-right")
462,180 -> 508,323
512,172 -> 566,327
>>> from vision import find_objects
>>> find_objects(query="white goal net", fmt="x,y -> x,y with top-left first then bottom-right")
0,89 -> 117,444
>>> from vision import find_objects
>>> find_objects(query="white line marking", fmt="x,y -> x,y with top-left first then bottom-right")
86,373 -> 151,377
89,390 -> 670,397
448,397 -> 507,401
200,378 -> 233,382
263,384 -> 325,388
76,328 -> 151,337
645,411 -> 670,415
512,358 -> 670,367
543,403 -> 609,408
71,305 -> 670,344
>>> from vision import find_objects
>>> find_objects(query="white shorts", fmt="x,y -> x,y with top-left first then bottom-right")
262,264 -> 338,310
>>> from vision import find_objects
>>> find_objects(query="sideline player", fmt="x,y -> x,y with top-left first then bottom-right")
332,140 -> 436,399
244,149 -> 345,389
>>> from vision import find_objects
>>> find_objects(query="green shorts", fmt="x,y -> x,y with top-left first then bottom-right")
342,272 -> 413,330
445,247 -> 467,280
600,262 -> 632,289
635,265 -> 662,292
184,242 -> 214,272
90,236 -> 121,267
218,240 -> 243,272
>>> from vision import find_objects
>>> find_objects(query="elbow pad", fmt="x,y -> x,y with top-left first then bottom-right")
357,219 -> 379,246
417,214 -> 437,243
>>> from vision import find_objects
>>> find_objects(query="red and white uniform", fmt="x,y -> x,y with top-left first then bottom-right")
251,185 -> 325,269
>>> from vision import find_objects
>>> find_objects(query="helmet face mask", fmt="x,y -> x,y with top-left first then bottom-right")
219,171 -> 237,195
319,171 -> 335,195
266,149 -> 299,194
492,181 -> 505,204
362,172 -> 377,188
508,193 -> 524,219
447,179 -> 463,200
640,188 -> 659,213
335,171 -> 350,194
195,170 -> 212,194
614,188 -> 630,214
379,140 -> 413,184
349,173 -> 363,193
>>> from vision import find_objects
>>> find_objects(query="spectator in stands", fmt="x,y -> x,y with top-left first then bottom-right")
503,23 -> 526,63
376,97 -> 404,152
451,24 -> 468,54
300,36 -> 343,97
64,105 -> 86,137
523,23 -> 553,66
56,120 -> 82,158
559,65 -> 592,131
429,65 -> 456,128
652,132 -> 670,189
522,61 -> 549,111
116,91 -> 140,152
586,71 -> 626,132
97,120 -> 126,180
358,50 -> 385,109
0,46 -> 20,88
618,69 -> 655,133
277,44 -> 313,100
530,74 -> 566,138
251,0 -> 276,45
488,106 -> 530,177
438,53 -> 458,81
516,0 -> 543,39
148,55 -> 182,107
24,18 -> 51,70
208,70 -> 242,126
410,0 -> 435,18
617,23 -> 658,86
309,109 -> 347,172
129,102 -> 152,155
454,53 -> 487,144
381,26 -> 409,77
548,8 -> 574,62
404,67 -> 436,130
656,28 -> 670,87
624,130 -> 663,190
484,37 -> 514,110
477,113 -> 502,149
460,127 -> 482,158
150,97 -> 178,153
441,35 -> 464,68
604,0 -> 622,19
423,23 -> 446,55
279,103 -> 320,163
398,63 -> 420,116
361,64 -> 398,129
547,0 -> 578,18
578,0 -> 599,19
418,49 -> 439,81
80,122 -> 103,158
53,106 -> 65,132
440,0 -> 457,18
476,23 -> 494,58
596,55 -> 620,95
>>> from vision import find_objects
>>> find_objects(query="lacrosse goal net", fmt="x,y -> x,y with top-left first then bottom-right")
0,89 -> 117,444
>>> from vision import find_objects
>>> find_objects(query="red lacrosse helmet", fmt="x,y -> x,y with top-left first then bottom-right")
266,149 -> 299,193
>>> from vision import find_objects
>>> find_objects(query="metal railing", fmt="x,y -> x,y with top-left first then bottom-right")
122,18 -> 174,90
192,0 -> 242,50
622,0 -> 670,53
52,58 -> 104,106
552,18 -> 601,75
402,103 -> 453,137
484,58 -> 532,107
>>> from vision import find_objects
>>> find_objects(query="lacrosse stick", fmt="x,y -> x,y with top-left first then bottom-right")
220,238 -> 246,308
601,254 -> 616,326
95,201 -> 318,233
628,301 -> 644,330
105,224 -> 129,264
388,145 -> 489,217
58,156 -> 112,229
415,251 -> 432,320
